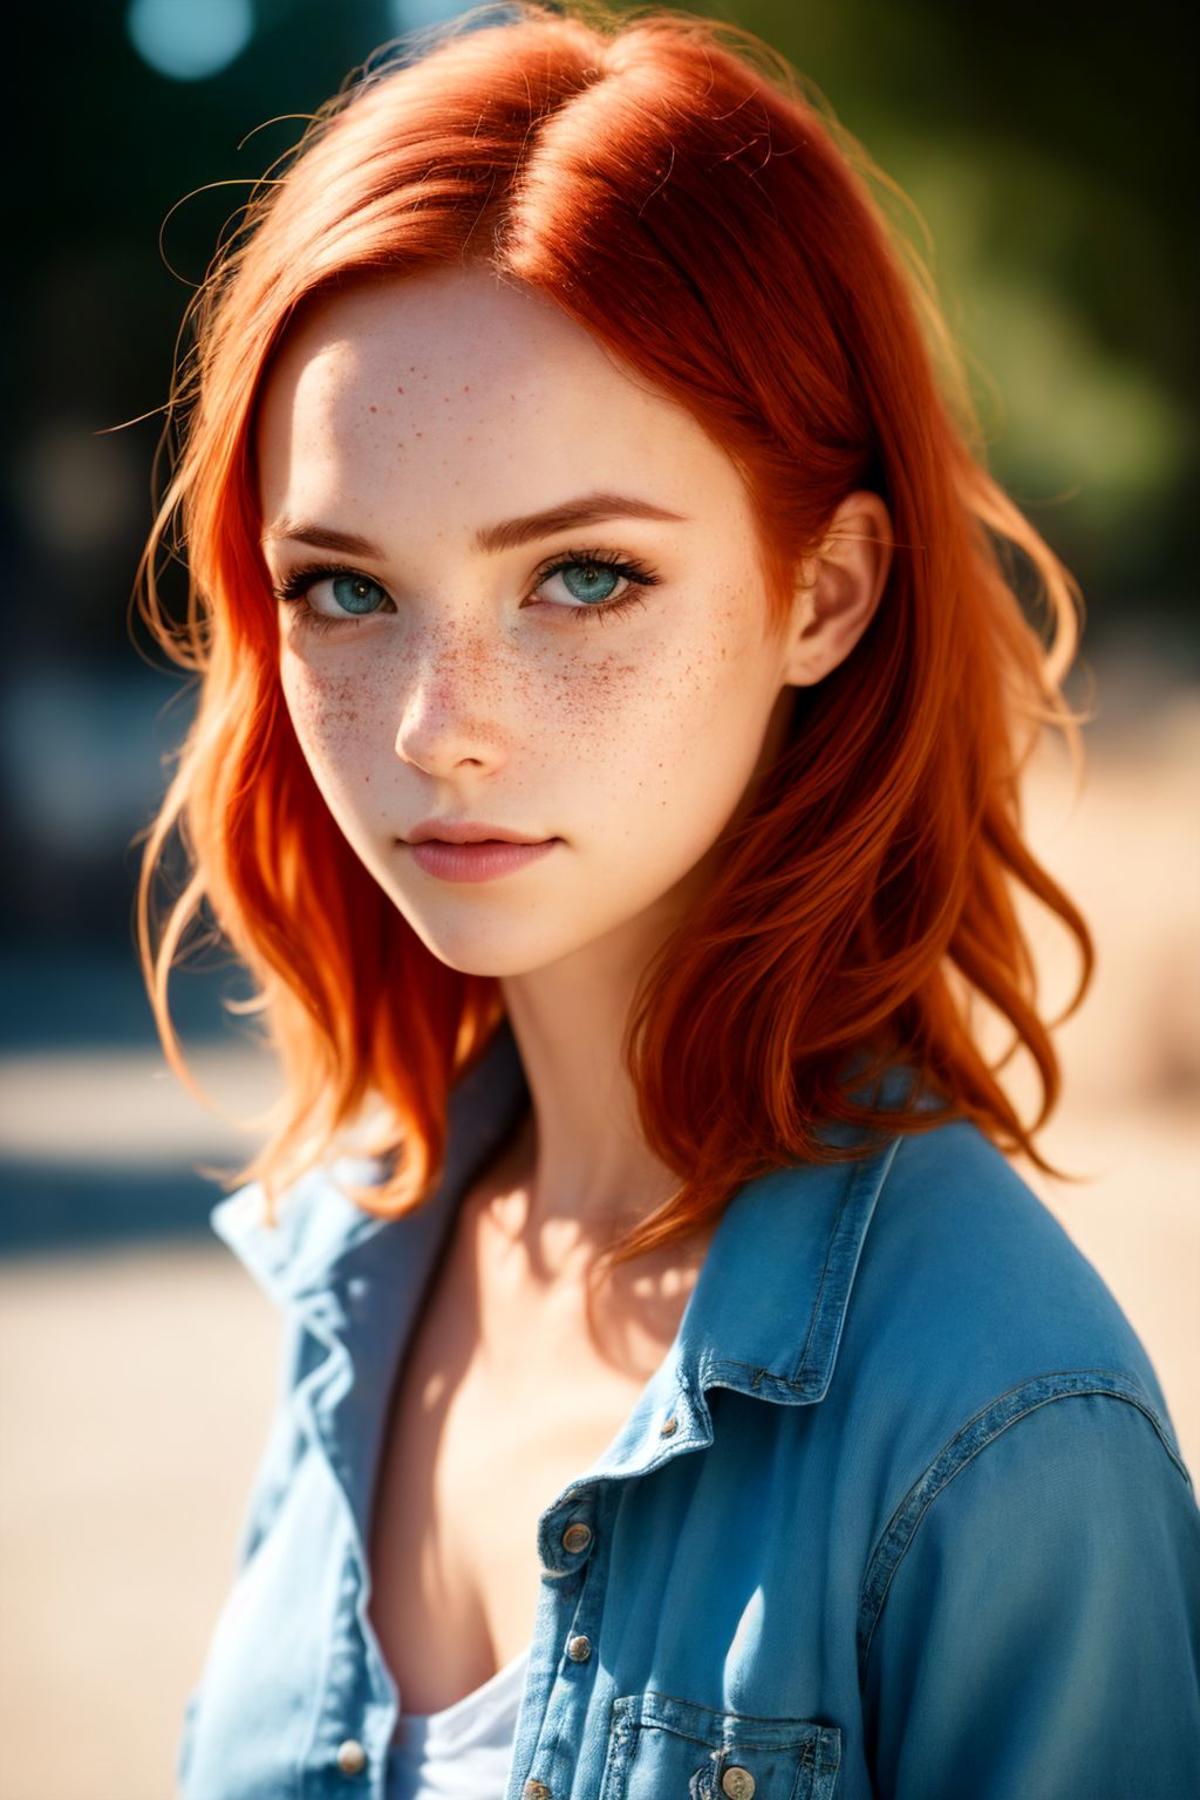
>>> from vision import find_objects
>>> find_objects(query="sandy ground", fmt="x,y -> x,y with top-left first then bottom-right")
1,697 -> 1197,1800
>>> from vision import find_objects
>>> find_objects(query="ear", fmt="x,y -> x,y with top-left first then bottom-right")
784,490 -> 894,687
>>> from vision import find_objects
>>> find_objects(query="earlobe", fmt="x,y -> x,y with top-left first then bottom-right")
785,492 -> 894,687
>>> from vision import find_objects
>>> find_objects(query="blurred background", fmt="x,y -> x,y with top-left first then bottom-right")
1,1 -> 1196,1794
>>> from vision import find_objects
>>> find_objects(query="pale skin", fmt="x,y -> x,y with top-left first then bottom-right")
255,262 -> 893,1713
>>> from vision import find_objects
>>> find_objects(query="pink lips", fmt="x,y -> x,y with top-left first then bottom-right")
407,838 -> 560,883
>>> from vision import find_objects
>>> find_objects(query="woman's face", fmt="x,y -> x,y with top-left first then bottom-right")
255,264 -> 806,978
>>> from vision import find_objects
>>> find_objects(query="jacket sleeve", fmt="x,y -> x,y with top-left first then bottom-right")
859,1386 -> 1200,1800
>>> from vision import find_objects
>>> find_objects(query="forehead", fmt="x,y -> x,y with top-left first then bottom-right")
253,266 -> 735,532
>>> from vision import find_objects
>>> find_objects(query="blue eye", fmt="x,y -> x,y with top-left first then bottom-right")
559,563 -> 620,602
534,549 -> 660,624
323,572 -> 387,616
270,569 -> 391,634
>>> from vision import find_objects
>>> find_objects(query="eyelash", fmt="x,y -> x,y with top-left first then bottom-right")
270,545 -> 662,636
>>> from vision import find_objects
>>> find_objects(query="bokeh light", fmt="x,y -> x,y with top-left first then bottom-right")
125,0 -> 254,81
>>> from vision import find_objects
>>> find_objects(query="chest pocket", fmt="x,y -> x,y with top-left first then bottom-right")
600,1691 -> 842,1799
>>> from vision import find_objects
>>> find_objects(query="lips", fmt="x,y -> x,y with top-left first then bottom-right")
405,820 -> 552,845
405,837 -> 560,884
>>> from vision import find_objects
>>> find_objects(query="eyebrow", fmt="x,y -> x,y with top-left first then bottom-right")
260,491 -> 689,559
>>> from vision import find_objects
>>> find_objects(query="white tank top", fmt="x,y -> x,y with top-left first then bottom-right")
387,1642 -> 532,1798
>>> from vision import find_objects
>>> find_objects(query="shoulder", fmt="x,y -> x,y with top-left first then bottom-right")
839,1116 -> 1200,1744
851,1112 -> 1180,1429
856,1340 -> 1200,1790
834,1109 -> 1192,1525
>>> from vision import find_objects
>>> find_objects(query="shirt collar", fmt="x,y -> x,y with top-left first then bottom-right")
210,1014 -> 921,1413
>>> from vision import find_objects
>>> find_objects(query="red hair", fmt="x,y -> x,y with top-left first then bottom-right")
132,0 -> 1095,1276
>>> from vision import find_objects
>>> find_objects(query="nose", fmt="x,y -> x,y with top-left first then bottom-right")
392,649 -> 507,781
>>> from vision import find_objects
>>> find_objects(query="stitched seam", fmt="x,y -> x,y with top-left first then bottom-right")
856,1375 -> 1193,1687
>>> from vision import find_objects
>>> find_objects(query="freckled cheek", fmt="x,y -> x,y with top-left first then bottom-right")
280,662 -> 369,770
649,620 -> 756,762
632,683 -> 763,888
559,646 -> 730,831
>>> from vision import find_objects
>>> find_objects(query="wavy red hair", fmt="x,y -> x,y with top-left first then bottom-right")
132,0 -> 1095,1276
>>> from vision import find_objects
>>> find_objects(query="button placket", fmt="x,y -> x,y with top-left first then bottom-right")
303,1539 -> 388,1796
561,1509 -> 597,1670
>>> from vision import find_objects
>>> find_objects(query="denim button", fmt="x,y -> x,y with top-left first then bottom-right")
721,1767 -> 756,1799
659,1414 -> 678,1436
567,1633 -> 591,1661
522,1782 -> 552,1799
336,1737 -> 367,1776
561,1521 -> 592,1553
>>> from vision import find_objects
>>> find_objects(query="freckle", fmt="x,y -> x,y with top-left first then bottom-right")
396,386 -> 404,394
368,404 -> 378,413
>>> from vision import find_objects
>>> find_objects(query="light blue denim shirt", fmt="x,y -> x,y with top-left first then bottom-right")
177,1017 -> 1200,1798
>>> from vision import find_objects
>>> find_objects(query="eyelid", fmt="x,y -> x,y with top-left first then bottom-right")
268,527 -> 667,586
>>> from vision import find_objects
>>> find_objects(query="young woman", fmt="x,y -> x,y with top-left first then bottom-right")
135,4 -> 1199,1796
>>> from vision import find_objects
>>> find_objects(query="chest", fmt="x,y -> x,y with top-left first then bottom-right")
365,1202 -> 700,1717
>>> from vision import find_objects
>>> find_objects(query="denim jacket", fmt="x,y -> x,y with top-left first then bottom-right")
177,1017 -> 1200,1798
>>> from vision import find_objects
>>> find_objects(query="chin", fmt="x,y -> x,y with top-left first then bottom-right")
398,915 -> 579,980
